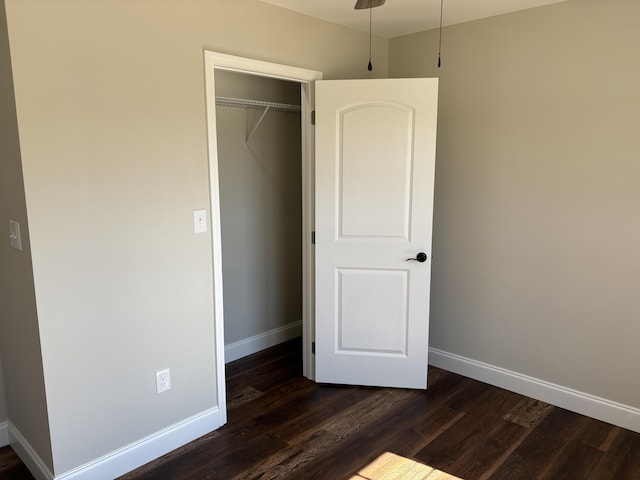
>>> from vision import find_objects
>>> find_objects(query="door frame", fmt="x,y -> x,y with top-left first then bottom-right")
204,51 -> 322,421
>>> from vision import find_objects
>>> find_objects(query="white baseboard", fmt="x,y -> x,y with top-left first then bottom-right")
10,407 -> 224,480
429,347 -> 640,434
0,420 -> 9,447
225,321 -> 302,363
9,422 -> 54,480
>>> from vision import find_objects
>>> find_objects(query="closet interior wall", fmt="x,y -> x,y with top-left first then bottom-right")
214,70 -> 302,361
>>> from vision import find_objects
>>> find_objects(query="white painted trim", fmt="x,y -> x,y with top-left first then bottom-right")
225,322 -> 302,363
8,408 -> 221,480
0,420 -> 8,447
52,407 -> 222,480
429,348 -> 640,434
204,51 -> 322,84
8,422 -> 54,480
203,51 -> 323,409
300,80 -> 318,382
204,51 -> 229,428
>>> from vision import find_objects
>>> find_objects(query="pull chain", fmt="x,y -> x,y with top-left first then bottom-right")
368,6 -> 373,71
437,0 -> 443,68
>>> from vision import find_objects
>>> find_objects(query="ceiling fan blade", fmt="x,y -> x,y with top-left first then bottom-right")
354,0 -> 386,9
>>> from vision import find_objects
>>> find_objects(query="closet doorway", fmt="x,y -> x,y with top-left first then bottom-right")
215,70 -> 303,362
204,52 -> 322,420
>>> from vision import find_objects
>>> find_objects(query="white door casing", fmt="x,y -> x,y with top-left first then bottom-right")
315,78 -> 439,389
204,51 -> 322,423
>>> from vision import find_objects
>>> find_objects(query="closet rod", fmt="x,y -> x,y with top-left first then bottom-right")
215,96 -> 300,113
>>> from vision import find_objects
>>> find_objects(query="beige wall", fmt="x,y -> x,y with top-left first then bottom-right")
216,71 -> 302,346
391,0 -> 640,408
4,0 -> 386,475
0,0 -> 52,465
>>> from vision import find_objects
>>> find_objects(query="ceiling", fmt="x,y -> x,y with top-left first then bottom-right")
260,0 -> 568,38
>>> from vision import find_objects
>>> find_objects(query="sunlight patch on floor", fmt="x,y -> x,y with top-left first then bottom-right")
350,452 -> 463,480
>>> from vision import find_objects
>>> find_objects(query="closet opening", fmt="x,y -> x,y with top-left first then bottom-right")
214,70 -> 304,366
205,51 -> 322,421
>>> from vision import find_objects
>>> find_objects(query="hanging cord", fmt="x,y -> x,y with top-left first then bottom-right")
437,0 -> 443,68
368,6 -> 373,71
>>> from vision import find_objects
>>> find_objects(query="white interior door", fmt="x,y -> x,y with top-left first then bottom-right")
315,78 -> 438,389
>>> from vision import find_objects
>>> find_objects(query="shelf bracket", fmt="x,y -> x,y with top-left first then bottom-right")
246,105 -> 271,143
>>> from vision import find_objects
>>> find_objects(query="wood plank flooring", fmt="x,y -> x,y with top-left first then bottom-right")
2,338 -> 639,479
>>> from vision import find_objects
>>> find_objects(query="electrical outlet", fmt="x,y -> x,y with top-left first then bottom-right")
156,369 -> 171,394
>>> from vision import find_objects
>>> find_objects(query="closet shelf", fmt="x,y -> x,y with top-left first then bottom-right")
215,96 -> 300,143
215,96 -> 301,113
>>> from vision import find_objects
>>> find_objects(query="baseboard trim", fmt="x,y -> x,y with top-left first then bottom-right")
9,422 -> 54,480
10,407 -> 223,480
225,321 -> 302,363
429,348 -> 640,434
55,406 -> 223,480
0,420 -> 8,447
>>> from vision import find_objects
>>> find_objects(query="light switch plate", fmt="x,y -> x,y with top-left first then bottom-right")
193,209 -> 207,233
9,220 -> 22,251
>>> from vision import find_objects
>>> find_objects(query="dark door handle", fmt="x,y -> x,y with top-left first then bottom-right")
406,252 -> 428,263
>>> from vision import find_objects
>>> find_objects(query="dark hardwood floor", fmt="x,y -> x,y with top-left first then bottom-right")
0,445 -> 34,480
2,338 -> 639,479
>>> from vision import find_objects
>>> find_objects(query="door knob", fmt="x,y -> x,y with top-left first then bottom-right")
406,252 -> 428,263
